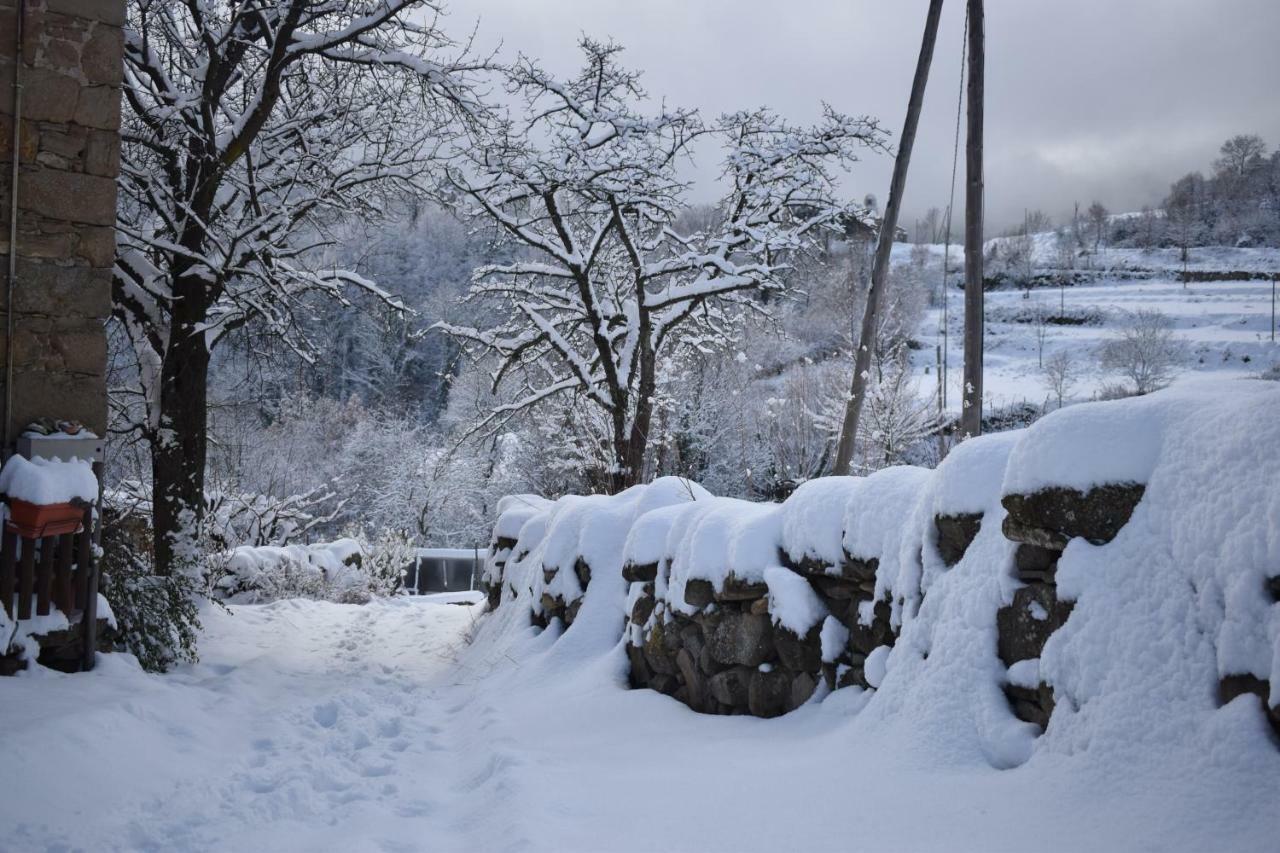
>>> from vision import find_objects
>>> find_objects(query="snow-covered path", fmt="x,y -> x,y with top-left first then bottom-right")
0,596 -> 494,852
3,593 -> 1278,852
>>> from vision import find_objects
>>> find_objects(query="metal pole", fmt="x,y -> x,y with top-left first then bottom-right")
5,0 -> 26,454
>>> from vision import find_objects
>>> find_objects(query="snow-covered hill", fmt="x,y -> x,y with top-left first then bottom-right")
895,242 -> 1280,414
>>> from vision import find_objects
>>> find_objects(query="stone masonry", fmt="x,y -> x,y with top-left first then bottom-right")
0,0 -> 124,440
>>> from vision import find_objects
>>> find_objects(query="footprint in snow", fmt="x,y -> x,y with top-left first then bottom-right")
312,702 -> 339,728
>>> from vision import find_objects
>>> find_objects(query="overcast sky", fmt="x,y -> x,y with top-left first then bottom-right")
455,0 -> 1280,233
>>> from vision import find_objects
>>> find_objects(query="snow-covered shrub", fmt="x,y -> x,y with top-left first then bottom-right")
211,529 -> 411,605
203,483 -> 345,551
345,528 -> 414,604
98,498 -> 201,673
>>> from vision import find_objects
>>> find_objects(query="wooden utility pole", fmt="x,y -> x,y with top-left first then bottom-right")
833,0 -> 945,475
959,0 -> 985,438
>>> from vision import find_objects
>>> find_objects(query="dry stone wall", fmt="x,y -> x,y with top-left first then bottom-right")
0,0 -> 124,437
483,387 -> 1280,746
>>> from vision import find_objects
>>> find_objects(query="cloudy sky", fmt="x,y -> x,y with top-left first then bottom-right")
455,0 -> 1280,233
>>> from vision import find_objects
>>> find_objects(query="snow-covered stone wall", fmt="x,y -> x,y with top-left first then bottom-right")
482,382 -> 1280,754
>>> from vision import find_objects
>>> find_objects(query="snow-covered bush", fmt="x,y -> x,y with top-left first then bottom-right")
203,484 -> 345,551
99,497 -> 201,673
212,535 -> 405,605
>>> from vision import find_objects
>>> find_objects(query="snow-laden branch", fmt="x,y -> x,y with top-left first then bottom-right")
435,38 -> 888,488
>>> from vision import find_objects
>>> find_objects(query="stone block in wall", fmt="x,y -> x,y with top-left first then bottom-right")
10,369 -> 104,434
73,83 -> 120,130
716,574 -> 768,602
34,121 -> 87,165
12,67 -> 80,123
773,623 -> 822,673
4,313 -> 105,373
1218,674 -> 1280,740
996,584 -> 1073,667
706,609 -> 773,668
83,126 -> 117,176
1014,544 -> 1059,584
684,578 -> 714,609
630,589 -> 655,626
80,19 -> 124,85
642,617 -> 680,676
1002,483 -> 1146,551
1,217 -> 116,266
789,671 -> 817,711
18,165 -> 117,225
622,561 -> 658,583
1005,682 -> 1055,730
748,668 -> 789,718
935,512 -> 983,567
708,666 -> 751,709
0,114 -> 40,160
626,643 -> 651,688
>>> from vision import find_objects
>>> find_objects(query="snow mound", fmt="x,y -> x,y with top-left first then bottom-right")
0,454 -> 98,505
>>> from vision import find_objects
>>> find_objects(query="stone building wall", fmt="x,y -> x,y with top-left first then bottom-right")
0,0 -> 124,440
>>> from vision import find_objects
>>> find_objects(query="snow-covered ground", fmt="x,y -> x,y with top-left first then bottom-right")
920,271 -> 1279,413
4,563 -> 1277,852
0,595 -> 490,851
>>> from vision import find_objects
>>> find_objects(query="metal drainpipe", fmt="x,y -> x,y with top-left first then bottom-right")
5,0 -> 25,455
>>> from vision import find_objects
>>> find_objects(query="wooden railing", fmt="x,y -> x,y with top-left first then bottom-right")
1,506 -> 100,669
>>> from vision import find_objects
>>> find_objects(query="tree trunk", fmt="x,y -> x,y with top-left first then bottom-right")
833,0 -> 945,475
960,0 -> 985,438
152,273 -> 212,576
614,344 -> 657,494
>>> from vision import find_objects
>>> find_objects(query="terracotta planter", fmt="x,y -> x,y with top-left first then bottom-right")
5,499 -> 84,538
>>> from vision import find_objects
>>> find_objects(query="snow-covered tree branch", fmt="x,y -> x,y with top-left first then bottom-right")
114,0 -> 485,574
435,38 -> 887,491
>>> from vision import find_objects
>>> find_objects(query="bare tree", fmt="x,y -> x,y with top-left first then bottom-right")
1042,350 -> 1077,409
1166,172 -> 1208,264
1087,200 -> 1109,254
113,1 -> 484,574
1024,209 -> 1053,234
1214,134 -> 1267,179
437,39 -> 885,491
1098,309 -> 1184,395
917,206 -> 943,244
1032,299 -> 1049,367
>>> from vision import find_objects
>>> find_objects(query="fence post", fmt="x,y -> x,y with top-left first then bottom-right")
80,506 -> 98,672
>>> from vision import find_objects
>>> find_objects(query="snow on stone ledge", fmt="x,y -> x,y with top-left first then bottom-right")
0,455 -> 98,505
669,499 -> 781,595
933,431 -> 1021,517
997,385 -> 1257,497
781,476 -> 860,568
764,566 -> 828,635
493,494 -> 553,541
